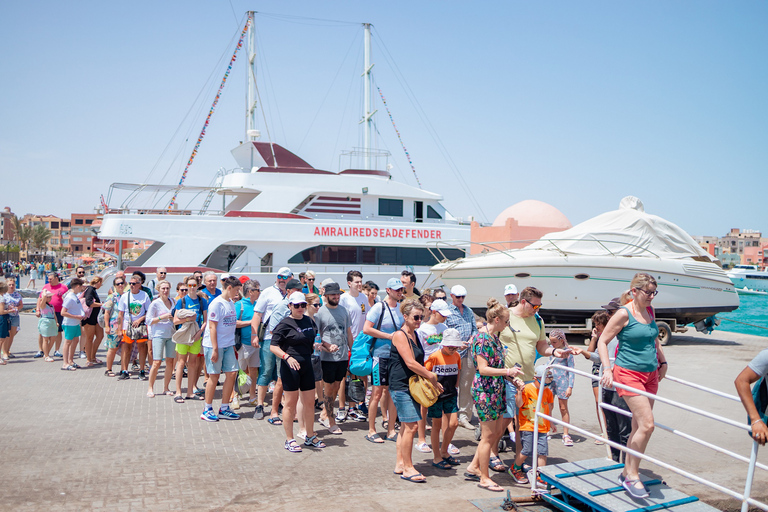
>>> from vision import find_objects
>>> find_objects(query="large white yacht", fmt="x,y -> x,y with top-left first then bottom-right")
727,265 -> 768,293
97,14 -> 470,286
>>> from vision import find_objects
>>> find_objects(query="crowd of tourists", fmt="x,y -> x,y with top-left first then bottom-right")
3,265 -> 689,497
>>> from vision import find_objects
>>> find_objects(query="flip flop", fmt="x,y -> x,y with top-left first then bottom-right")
267,417 -> 283,426
60,365 -> 76,371
386,433 -> 398,442
165,391 -> 175,396
463,472 -> 481,482
400,473 -> 426,483
328,425 -> 342,435
442,456 -> 461,466
365,433 -> 385,444
432,460 -> 452,470
478,482 -> 504,492
174,396 -> 185,403
147,391 -> 155,398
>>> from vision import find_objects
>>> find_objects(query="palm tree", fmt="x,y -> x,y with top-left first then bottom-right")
10,215 -> 32,254
31,224 -> 52,260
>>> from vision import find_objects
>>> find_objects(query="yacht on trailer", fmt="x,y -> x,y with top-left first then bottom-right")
97,14 -> 470,286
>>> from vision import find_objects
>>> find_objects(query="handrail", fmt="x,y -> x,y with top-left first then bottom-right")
531,363 -> 766,512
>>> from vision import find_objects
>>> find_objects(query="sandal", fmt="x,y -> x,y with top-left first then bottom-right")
365,433 -> 385,444
478,482 -> 504,492
562,434 -> 573,447
415,442 -> 432,453
432,459 -> 452,470
147,390 -> 155,398
45,357 -> 55,363
174,396 -> 185,403
104,370 -> 116,377
267,417 -> 283,426
60,365 -> 76,371
489,456 -> 507,472
328,425 -> 342,435
304,435 -> 326,448
400,473 -> 426,483
442,456 -> 461,466
284,439 -> 303,453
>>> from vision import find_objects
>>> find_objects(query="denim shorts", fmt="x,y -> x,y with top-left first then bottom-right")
257,340 -> 278,386
391,390 -> 421,423
521,430 -> 548,457
9,315 -> 20,328
152,337 -> 175,360
203,345 -> 238,375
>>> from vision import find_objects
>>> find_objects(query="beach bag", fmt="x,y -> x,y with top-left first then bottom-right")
345,375 -> 366,403
97,306 -> 106,328
78,289 -> 92,319
234,303 -> 244,351
126,291 -> 148,340
349,304 -> 388,376
748,376 -> 768,437
404,331 -> 440,408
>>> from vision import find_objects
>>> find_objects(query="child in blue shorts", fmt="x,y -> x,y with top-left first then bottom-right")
424,328 -> 463,469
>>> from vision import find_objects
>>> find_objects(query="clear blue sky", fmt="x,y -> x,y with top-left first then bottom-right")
1,1 -> 766,237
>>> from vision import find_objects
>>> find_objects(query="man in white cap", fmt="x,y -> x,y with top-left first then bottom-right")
444,284 -> 478,429
504,284 -> 519,307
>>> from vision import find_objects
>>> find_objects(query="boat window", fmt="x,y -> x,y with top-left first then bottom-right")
427,205 -> 442,219
379,198 -> 403,217
200,244 -> 247,271
414,201 -> 424,223
288,245 -> 464,266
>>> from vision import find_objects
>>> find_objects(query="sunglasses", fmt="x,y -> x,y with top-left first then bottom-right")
291,303 -> 307,308
159,272 -> 167,275
311,303 -> 321,307
130,282 -> 141,286
454,295 -> 466,299
307,278 -> 315,281
253,288 -> 261,292
179,288 -> 188,292
114,282 -> 125,286
412,315 -> 424,321
278,275 -> 291,280
527,301 -> 542,310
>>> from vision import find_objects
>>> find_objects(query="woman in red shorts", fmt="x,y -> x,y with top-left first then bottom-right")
598,273 -> 667,499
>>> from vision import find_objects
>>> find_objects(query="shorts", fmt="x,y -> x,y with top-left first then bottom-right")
238,344 -> 261,370
105,333 -> 120,349
203,345 -> 238,375
257,340 -> 278,386
63,324 -> 81,341
427,395 -> 459,419
391,389 -> 421,423
521,430 -> 549,457
591,361 -> 601,388
176,339 -> 202,356
9,315 -> 20,328
321,359 -> 349,384
0,315 -> 9,338
613,365 -> 659,398
372,356 -> 389,387
280,357 -> 315,392
311,354 -> 322,382
38,317 -> 58,337
152,337 -> 175,360
55,312 -> 64,332
503,380 -> 521,419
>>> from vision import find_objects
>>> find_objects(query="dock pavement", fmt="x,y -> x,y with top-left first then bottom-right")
0,313 -> 766,511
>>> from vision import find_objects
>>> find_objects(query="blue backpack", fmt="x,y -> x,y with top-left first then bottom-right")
349,304 -> 388,377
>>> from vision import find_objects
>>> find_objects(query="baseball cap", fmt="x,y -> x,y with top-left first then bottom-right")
504,284 -> 518,296
430,299 -> 453,317
387,278 -> 404,291
441,328 -> 463,347
601,297 -> 621,311
288,292 -> 306,304
450,284 -> 467,297
277,267 -> 293,278
238,275 -> 250,284
285,279 -> 302,291
324,282 -> 341,295
534,365 -> 552,379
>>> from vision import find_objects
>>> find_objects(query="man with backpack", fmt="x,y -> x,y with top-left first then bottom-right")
735,348 -> 768,445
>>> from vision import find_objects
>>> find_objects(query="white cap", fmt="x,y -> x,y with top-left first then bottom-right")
288,292 -> 306,304
534,365 -> 552,379
504,284 -> 518,296
430,299 -> 453,317
441,328 -> 463,347
450,284 -> 467,297
277,267 -> 293,278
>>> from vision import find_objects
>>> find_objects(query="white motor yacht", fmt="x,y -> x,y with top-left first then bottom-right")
727,265 -> 768,293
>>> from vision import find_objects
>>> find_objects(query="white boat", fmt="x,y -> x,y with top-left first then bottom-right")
97,14 -> 470,286
430,197 -> 740,335
728,265 -> 768,293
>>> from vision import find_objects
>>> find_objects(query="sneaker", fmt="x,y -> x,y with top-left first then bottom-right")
254,405 -> 264,420
139,370 -> 148,381
79,351 -> 87,359
246,397 -> 259,407
458,416 -> 474,430
54,351 -> 63,357
623,478 -> 649,499
415,442 -> 432,453
508,466 -> 529,484
348,409 -> 367,421
335,408 -> 348,423
200,409 -> 219,422
232,395 -> 240,410
33,351 -> 44,359
218,408 -> 240,420
359,402 -> 369,415
118,371 -> 130,380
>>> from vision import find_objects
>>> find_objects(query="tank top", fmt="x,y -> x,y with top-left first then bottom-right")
615,305 -> 659,373
389,330 -> 424,392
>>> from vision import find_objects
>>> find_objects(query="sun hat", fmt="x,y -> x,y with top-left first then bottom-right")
450,284 -> 467,297
430,299 -> 453,317
386,278 -> 404,290
441,328 -> 463,347
288,292 -> 307,305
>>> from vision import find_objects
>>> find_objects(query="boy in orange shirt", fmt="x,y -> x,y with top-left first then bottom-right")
424,328 -> 463,469
513,365 -> 554,487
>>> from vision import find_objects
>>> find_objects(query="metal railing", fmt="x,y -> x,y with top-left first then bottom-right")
531,363 -> 766,512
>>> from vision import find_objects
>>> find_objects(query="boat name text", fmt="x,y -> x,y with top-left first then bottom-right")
313,226 -> 442,239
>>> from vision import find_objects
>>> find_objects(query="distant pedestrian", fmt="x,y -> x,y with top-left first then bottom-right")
37,290 -> 58,361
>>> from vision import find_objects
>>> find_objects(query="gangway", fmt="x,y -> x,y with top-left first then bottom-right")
522,364 -> 766,512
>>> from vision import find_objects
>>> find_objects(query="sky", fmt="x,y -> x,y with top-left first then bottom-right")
1,1 -> 766,238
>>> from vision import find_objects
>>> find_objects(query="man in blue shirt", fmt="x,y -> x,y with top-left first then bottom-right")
201,271 -> 222,302
444,284 -> 478,429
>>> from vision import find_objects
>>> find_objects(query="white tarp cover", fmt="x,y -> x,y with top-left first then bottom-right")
525,196 -> 716,262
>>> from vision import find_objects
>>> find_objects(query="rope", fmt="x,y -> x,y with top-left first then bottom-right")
377,86 -> 421,188
718,317 -> 768,331
167,15 -> 251,212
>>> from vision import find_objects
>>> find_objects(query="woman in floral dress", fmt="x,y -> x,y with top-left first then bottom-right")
465,298 -> 523,492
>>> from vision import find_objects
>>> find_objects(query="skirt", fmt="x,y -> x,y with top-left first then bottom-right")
39,317 -> 59,337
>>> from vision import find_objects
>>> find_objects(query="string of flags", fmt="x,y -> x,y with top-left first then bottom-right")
377,86 -> 421,189
167,15 -> 252,212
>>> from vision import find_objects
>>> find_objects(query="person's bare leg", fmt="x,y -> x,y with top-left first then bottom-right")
175,354 -> 188,397
163,357 -> 175,394
282,390 -> 299,441
90,325 -> 104,362
622,395 -> 655,484
301,389 -> 316,438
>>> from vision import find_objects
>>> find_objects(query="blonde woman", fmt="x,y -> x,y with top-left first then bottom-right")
146,280 -> 176,397
0,281 -> 9,365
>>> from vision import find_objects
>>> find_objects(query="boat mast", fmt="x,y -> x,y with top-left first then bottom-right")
246,11 -> 257,142
362,23 -> 374,170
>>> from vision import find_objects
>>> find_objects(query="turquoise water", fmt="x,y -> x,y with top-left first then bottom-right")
716,294 -> 768,338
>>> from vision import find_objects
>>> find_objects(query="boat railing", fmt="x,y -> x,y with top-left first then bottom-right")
532,363 -> 767,511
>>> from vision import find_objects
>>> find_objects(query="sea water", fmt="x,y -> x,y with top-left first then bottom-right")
716,294 -> 768,338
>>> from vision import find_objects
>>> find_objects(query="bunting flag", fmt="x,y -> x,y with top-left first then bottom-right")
377,86 -> 421,189
167,15 -> 252,212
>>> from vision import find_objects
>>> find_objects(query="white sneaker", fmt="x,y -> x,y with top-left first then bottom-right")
458,416 -> 474,430
231,395 -> 240,410
335,408 -> 348,423
296,431 -> 307,441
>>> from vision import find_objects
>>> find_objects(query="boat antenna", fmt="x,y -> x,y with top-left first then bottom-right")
167,15 -> 251,212
361,23 -> 375,170
377,85 -> 421,188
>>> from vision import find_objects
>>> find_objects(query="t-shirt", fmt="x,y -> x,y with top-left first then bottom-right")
118,290 -> 152,330
202,287 -> 221,302
61,291 -> 84,326
271,316 -> 317,362
748,348 -> 768,378
425,349 -> 461,399
202,296 -> 237,349
146,298 -> 175,339
175,295 -> 207,327
315,305 -> 351,362
518,382 -> 554,433
4,291 -> 22,316
499,311 -> 546,382
43,283 -> 68,312
255,284 -> 285,323
339,292 -> 368,338
266,300 -> 291,341
366,301 -> 404,358
235,298 -> 256,345
416,322 -> 447,358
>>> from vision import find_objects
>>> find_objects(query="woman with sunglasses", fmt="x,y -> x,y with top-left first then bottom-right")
598,272 -> 667,499
389,299 -> 442,483
173,276 -> 207,402
270,292 -> 327,452
103,277 -> 127,376
296,292 -> 323,440
146,280 -> 175,397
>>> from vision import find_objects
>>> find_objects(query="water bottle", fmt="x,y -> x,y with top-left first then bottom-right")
313,334 -> 321,357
